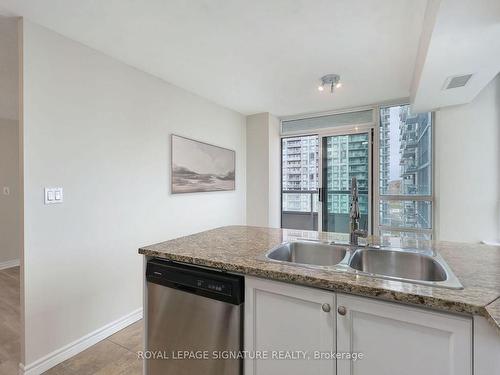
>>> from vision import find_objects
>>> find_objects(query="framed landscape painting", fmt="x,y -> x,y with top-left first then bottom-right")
171,134 -> 236,194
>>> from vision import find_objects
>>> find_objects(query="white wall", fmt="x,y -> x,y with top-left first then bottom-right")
0,16 -> 20,267
435,74 -> 500,243
246,113 -> 269,226
268,114 -> 281,227
246,112 -> 280,227
22,20 -> 246,368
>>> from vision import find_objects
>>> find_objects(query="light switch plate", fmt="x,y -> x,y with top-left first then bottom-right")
45,187 -> 63,204
2,187 -> 9,196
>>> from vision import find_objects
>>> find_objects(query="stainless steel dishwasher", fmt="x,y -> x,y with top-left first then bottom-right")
146,259 -> 244,375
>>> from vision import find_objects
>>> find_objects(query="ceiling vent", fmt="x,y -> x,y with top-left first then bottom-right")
443,74 -> 473,90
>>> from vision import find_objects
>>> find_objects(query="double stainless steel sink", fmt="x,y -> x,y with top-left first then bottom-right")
264,240 -> 463,289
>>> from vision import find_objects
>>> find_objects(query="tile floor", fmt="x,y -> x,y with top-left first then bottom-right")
43,321 -> 143,375
0,267 -> 143,375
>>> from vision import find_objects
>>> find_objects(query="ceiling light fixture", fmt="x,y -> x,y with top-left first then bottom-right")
318,74 -> 341,93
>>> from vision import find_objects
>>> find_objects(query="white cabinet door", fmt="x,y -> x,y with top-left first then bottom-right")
245,276 -> 336,375
336,294 -> 472,375
473,315 -> 500,375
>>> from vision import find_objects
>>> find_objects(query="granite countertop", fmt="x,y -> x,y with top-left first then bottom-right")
486,298 -> 500,331
139,225 -> 500,333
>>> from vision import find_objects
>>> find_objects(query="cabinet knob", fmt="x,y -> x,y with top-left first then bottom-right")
337,306 -> 347,316
321,303 -> 331,312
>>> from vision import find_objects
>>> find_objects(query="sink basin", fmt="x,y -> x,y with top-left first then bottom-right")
349,248 -> 449,282
262,241 -> 463,289
266,241 -> 347,267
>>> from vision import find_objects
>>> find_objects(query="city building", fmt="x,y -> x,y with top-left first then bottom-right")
379,107 -> 392,226
281,133 -> 369,232
325,134 -> 369,217
281,135 -> 319,213
379,105 -> 433,239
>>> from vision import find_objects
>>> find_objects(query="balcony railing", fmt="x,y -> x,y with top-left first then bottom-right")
282,190 -> 318,231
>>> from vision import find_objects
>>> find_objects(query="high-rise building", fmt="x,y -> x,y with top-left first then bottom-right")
379,107 -> 392,225
379,107 -> 391,192
324,134 -> 369,216
379,105 -> 432,237
281,135 -> 319,213
398,106 -> 432,230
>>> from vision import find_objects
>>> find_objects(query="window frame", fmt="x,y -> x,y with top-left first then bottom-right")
279,103 -> 434,239
372,105 -> 434,238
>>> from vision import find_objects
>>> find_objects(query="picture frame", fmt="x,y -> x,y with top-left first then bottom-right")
171,134 -> 236,194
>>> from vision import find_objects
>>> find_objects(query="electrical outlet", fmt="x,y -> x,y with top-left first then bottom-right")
2,187 -> 9,196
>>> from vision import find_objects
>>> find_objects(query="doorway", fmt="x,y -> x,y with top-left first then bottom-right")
319,129 -> 373,234
0,15 -> 22,373
280,125 -> 375,236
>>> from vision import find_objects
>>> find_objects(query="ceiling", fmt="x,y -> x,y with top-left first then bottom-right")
411,0 -> 500,112
0,0 -> 428,116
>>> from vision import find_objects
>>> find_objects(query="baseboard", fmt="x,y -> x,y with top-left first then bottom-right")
0,258 -> 20,270
19,307 -> 143,375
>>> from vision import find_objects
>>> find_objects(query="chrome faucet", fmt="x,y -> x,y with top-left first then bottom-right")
349,177 -> 368,246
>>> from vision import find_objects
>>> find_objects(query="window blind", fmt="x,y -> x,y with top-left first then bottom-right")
281,109 -> 374,135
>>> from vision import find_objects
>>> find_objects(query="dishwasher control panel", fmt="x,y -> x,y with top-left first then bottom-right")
197,278 -> 231,295
146,259 -> 244,305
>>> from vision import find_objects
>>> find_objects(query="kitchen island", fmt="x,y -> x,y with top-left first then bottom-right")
139,225 -> 500,328
139,225 -> 500,375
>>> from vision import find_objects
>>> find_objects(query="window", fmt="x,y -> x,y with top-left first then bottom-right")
378,105 -> 432,242
281,135 -> 319,231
